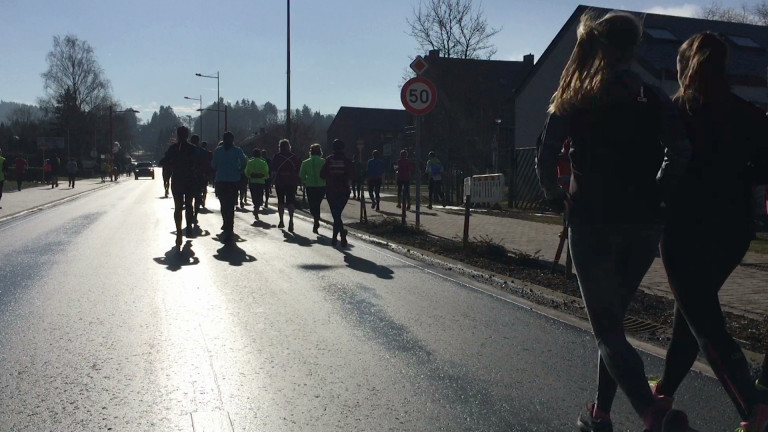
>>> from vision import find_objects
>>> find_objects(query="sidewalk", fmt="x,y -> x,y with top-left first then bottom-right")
312,189 -> 768,320
0,178 -> 120,223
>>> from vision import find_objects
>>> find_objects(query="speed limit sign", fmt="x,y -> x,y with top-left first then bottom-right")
401,77 -> 437,115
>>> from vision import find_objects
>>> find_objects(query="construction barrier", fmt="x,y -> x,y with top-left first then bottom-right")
464,174 -> 505,206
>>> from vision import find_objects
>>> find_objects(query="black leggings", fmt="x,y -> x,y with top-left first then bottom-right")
172,185 -> 195,232
658,227 -> 757,420
368,178 -> 382,205
569,223 -> 660,417
306,186 -> 326,222
397,180 -> 411,205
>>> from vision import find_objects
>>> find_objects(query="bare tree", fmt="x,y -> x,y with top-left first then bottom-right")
700,1 -> 768,25
40,34 -> 112,114
407,0 -> 501,59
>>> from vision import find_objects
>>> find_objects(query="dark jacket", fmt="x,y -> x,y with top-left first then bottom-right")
321,151 -> 354,195
271,151 -> 301,187
162,140 -> 198,187
537,69 -> 690,225
666,92 -> 768,232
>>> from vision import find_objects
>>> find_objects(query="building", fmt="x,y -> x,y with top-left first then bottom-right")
515,5 -> 768,152
418,50 -> 534,179
511,4 -> 768,207
326,106 -> 411,167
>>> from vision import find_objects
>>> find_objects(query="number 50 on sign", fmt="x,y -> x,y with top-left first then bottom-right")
401,77 -> 437,115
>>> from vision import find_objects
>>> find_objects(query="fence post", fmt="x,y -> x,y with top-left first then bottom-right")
463,194 -> 471,249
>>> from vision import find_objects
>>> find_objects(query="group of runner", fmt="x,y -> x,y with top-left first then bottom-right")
537,10 -> 768,432
161,127 -> 359,247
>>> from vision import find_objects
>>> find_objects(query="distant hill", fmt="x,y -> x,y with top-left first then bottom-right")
0,100 -> 43,123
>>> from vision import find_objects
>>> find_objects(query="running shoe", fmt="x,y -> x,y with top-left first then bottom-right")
577,403 -> 613,432
736,403 -> 768,432
648,377 -> 674,411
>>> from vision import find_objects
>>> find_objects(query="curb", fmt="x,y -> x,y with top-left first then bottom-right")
0,180 -> 118,225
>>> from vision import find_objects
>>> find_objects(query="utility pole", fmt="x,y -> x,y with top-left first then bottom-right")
286,0 -> 292,141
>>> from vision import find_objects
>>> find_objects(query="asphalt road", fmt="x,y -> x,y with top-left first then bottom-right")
0,178 -> 742,431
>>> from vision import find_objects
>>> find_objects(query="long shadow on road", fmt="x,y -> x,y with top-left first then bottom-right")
213,240 -> 256,266
153,241 -> 200,271
342,251 -> 394,279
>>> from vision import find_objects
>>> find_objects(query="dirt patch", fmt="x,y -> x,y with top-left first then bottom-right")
349,217 -> 767,359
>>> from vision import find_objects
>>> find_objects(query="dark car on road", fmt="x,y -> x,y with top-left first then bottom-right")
134,162 -> 155,180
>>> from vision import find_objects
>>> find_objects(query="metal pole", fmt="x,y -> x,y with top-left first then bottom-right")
415,115 -> 421,228
199,95 -> 203,140
217,72 -> 220,139
286,0 -> 291,140
109,106 -> 113,165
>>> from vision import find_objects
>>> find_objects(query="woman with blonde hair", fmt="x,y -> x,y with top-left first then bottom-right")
653,32 -> 768,432
537,10 -> 691,432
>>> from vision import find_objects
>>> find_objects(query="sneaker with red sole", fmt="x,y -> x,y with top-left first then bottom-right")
577,403 -> 613,432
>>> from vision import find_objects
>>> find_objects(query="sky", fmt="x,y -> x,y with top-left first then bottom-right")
0,0 -> 744,123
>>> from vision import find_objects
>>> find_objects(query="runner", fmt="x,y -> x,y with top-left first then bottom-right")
50,153 -> 60,188
653,32 -> 768,432
212,132 -> 247,243
0,149 -> 5,208
244,148 -> 269,221
537,10 -> 691,432
425,151 -> 445,209
366,150 -> 384,211
271,139 -> 301,232
352,153 -> 365,200
162,126 -> 199,249
299,143 -> 326,233
198,141 -> 213,208
189,134 -> 203,224
13,154 -> 27,191
396,149 -> 413,209
160,146 -> 172,198
262,149 -> 272,209
66,158 -> 77,188
320,139 -> 354,247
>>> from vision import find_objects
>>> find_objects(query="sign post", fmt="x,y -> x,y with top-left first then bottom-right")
401,76 -> 437,228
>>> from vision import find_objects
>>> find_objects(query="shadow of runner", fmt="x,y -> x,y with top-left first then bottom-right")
342,252 -> 394,279
213,242 -> 256,266
282,231 -> 313,247
153,241 -> 200,271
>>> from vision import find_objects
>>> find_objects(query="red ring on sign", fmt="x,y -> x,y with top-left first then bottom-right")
401,77 -> 437,115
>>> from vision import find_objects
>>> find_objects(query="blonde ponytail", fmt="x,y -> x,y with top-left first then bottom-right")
549,10 -> 642,115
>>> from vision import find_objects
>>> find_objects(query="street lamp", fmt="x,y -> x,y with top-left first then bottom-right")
196,106 -> 228,138
184,95 -> 203,139
494,118 -> 502,174
195,72 -> 220,140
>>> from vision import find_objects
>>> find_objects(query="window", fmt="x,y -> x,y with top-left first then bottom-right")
726,35 -> 762,49
645,27 -> 678,41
